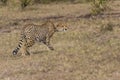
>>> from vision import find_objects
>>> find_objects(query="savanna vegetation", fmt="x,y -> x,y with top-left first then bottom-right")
0,0 -> 120,80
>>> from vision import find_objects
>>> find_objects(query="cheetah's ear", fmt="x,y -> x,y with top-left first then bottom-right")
54,22 -> 59,27
56,24 -> 60,27
56,22 -> 64,26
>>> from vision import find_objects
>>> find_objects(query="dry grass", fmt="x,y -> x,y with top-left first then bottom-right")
0,1 -> 120,80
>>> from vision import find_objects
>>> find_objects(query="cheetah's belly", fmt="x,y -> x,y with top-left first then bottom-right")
35,33 -> 47,42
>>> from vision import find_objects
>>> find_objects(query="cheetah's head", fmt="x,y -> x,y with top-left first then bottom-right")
56,23 -> 68,32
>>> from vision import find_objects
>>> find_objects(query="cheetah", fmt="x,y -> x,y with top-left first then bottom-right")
12,21 -> 68,56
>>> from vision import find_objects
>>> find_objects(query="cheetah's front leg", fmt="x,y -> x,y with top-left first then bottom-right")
43,37 -> 54,50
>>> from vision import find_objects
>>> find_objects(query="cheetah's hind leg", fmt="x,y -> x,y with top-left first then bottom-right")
20,45 -> 30,56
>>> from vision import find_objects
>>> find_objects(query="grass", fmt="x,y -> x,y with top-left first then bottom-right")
0,1 -> 120,80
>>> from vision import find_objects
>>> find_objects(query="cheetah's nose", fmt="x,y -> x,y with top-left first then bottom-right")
65,29 -> 67,31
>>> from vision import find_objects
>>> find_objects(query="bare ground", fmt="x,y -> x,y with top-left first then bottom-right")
0,1 -> 120,80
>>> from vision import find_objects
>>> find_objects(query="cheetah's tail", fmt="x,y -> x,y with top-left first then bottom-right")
12,39 -> 23,55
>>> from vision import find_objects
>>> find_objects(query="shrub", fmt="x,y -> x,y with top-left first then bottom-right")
20,0 -> 31,9
100,22 -> 114,33
0,0 -> 8,5
91,0 -> 110,15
